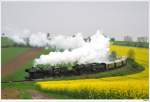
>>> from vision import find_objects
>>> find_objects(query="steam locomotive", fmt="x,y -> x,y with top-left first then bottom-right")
25,58 -> 127,80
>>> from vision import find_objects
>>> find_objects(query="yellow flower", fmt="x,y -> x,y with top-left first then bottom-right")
36,45 -> 149,99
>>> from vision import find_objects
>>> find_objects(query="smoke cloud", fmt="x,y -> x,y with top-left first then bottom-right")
3,27 -> 86,49
50,33 -> 86,49
3,27 -> 110,65
34,30 -> 110,65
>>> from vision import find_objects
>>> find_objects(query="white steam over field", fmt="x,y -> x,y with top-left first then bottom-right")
4,27 -> 110,65
4,28 -> 86,49
50,33 -> 85,49
34,30 -> 110,65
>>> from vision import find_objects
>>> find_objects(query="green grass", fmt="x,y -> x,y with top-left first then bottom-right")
2,60 -> 33,81
1,47 -> 29,64
2,82 -> 35,90
2,82 -> 34,99
20,89 -> 32,99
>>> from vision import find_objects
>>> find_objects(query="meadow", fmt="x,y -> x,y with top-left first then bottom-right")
36,45 -> 149,99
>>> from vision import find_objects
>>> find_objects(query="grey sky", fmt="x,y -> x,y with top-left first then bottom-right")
2,2 -> 149,40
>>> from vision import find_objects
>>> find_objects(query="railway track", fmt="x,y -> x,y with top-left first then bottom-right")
1,79 -> 54,83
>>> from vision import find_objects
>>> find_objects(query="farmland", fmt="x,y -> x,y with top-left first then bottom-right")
1,45 -> 149,99
1,47 -> 52,81
36,45 -> 149,99
1,47 -> 29,64
2,1 -> 149,100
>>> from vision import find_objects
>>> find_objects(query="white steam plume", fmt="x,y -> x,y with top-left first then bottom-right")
50,33 -> 86,49
3,27 -> 86,49
34,30 -> 110,65
29,32 -> 50,47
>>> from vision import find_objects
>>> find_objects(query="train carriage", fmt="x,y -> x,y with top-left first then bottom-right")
106,62 -> 115,70
115,60 -> 123,68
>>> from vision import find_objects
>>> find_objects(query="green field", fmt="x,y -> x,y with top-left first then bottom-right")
1,37 -> 29,64
1,47 -> 29,64
2,48 -> 52,81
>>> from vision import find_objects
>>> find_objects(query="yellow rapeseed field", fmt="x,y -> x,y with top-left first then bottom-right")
110,45 -> 149,78
36,45 -> 149,99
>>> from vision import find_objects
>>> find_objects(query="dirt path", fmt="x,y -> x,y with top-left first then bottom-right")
1,48 -> 43,77
27,90 -> 55,99
2,88 -> 55,99
1,88 -> 20,99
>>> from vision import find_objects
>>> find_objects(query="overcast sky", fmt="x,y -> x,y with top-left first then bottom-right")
2,1 -> 149,40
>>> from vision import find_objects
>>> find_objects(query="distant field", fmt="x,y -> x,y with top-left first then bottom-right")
112,40 -> 148,48
36,45 -> 149,99
1,47 -> 29,64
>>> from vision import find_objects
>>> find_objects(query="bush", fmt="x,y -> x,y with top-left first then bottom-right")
112,41 -> 149,48
127,58 -> 143,71
127,49 -> 135,60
